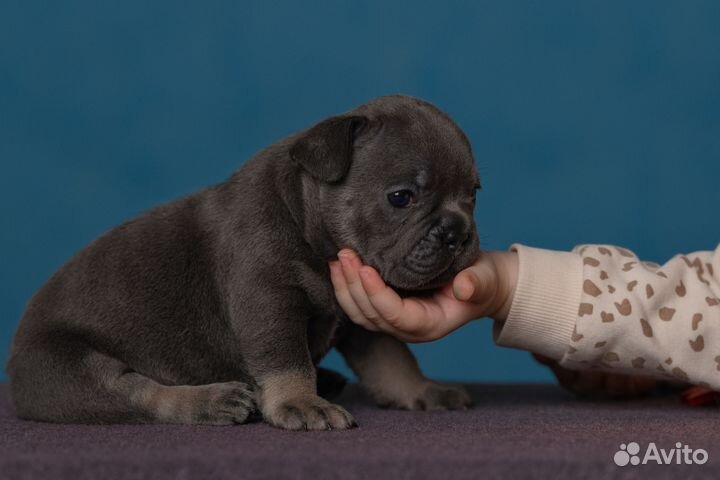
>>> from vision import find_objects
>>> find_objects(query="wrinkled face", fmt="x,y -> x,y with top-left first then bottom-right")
320,98 -> 481,290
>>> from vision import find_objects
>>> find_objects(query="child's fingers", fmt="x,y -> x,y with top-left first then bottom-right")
337,250 -> 385,327
358,266 -> 409,330
357,267 -> 433,341
329,260 -> 379,331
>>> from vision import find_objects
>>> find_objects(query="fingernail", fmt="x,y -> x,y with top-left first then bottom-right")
339,256 -> 352,270
359,268 -> 372,282
452,285 -> 463,300
337,249 -> 352,259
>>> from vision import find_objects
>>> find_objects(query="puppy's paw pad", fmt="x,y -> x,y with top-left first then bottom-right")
266,395 -> 356,431
413,382 -> 472,411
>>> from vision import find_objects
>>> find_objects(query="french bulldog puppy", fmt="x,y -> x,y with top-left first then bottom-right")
8,95 -> 481,430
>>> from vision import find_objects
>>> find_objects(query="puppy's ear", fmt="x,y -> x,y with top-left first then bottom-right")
289,115 -> 368,183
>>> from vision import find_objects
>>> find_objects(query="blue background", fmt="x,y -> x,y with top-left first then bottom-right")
2,1 -> 719,383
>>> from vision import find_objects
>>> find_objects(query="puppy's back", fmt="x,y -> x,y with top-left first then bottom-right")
7,189 -> 244,421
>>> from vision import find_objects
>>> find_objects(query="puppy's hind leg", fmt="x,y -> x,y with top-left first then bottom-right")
113,370 -> 256,426
9,336 -> 255,425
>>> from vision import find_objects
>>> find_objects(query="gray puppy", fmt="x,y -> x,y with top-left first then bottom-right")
8,95 -> 481,430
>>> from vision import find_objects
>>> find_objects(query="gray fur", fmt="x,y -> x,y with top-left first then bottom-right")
7,95 -> 480,429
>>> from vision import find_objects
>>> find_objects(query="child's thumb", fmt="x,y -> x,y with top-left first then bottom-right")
452,267 -> 495,304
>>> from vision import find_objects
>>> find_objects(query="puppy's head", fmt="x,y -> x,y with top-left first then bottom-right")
290,95 -> 480,290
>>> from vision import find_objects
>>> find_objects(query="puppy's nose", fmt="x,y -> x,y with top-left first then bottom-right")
431,214 -> 469,253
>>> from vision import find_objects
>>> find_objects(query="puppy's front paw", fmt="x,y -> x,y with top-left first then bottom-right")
410,382 -> 472,410
264,395 -> 356,431
376,381 -> 472,411
410,381 -> 472,410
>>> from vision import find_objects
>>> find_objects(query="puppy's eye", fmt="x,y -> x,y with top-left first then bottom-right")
387,189 -> 414,208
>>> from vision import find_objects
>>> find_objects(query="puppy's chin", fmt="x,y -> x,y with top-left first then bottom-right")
391,268 -> 456,292
382,245 -> 480,292
383,260 -> 462,292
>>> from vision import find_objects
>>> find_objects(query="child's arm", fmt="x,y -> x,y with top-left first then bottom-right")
331,243 -> 720,390
495,244 -> 720,388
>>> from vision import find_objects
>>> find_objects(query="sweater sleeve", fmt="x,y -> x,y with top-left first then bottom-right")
493,243 -> 720,388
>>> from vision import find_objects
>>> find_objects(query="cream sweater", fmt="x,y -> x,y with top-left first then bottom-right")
494,244 -> 720,388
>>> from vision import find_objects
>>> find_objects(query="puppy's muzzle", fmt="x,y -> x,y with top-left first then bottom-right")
405,213 -> 471,276
428,213 -> 470,253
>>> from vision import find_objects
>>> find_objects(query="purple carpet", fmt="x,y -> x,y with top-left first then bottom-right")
1,383 -> 718,479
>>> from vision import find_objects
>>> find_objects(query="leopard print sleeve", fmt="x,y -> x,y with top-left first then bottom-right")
558,244 -> 720,388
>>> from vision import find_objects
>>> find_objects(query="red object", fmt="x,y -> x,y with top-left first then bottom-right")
681,386 -> 720,406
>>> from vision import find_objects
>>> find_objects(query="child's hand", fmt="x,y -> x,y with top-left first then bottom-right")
329,249 -> 518,342
533,354 -> 660,398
